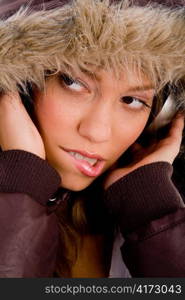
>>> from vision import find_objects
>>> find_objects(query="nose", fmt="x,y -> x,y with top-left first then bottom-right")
78,102 -> 112,143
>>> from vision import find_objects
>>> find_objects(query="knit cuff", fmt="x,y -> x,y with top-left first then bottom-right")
0,150 -> 61,205
104,162 -> 184,234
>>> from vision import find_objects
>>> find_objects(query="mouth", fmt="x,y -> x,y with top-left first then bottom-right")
61,147 -> 106,177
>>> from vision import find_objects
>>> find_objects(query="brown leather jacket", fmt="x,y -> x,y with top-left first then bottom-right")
0,150 -> 184,277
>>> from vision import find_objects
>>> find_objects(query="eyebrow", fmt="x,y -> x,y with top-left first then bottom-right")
90,73 -> 154,92
126,85 -> 155,93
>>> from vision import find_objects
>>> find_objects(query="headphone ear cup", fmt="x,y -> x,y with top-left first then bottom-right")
147,94 -> 177,131
148,78 -> 185,132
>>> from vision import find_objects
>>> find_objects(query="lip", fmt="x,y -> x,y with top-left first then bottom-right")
61,147 -> 106,177
62,147 -> 104,160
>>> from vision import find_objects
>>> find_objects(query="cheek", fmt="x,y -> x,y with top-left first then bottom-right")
112,116 -> 148,158
34,95 -> 76,136
36,100 -> 56,129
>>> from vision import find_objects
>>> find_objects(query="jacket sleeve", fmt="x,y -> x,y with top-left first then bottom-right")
104,162 -> 185,277
0,150 -> 61,277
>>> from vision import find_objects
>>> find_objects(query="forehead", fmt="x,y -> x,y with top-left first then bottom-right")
70,66 -> 154,90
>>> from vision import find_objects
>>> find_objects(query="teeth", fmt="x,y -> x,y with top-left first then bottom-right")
69,151 -> 98,166
83,156 -> 98,166
75,153 -> 84,160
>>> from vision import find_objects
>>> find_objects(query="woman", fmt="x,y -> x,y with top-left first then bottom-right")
0,0 -> 184,277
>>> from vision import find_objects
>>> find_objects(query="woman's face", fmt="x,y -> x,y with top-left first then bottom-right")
34,69 -> 154,191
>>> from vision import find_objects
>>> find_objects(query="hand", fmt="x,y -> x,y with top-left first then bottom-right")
0,92 -> 45,159
104,114 -> 184,189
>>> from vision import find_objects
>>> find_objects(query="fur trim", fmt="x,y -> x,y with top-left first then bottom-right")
0,0 -> 185,98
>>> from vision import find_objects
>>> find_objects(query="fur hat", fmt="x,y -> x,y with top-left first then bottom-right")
0,0 -> 184,95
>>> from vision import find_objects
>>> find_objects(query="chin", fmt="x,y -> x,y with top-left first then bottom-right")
60,175 -> 94,191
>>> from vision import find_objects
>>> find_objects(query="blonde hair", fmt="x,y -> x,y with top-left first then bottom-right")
54,183 -> 112,277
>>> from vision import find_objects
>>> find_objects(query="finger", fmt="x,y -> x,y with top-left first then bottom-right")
168,114 -> 184,140
160,114 -> 184,153
0,91 -> 22,108
1,91 -> 20,100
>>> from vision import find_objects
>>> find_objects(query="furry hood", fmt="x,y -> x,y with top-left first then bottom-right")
0,0 -> 184,97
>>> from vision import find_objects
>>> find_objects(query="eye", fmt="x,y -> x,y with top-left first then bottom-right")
60,73 -> 85,91
121,96 -> 151,110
